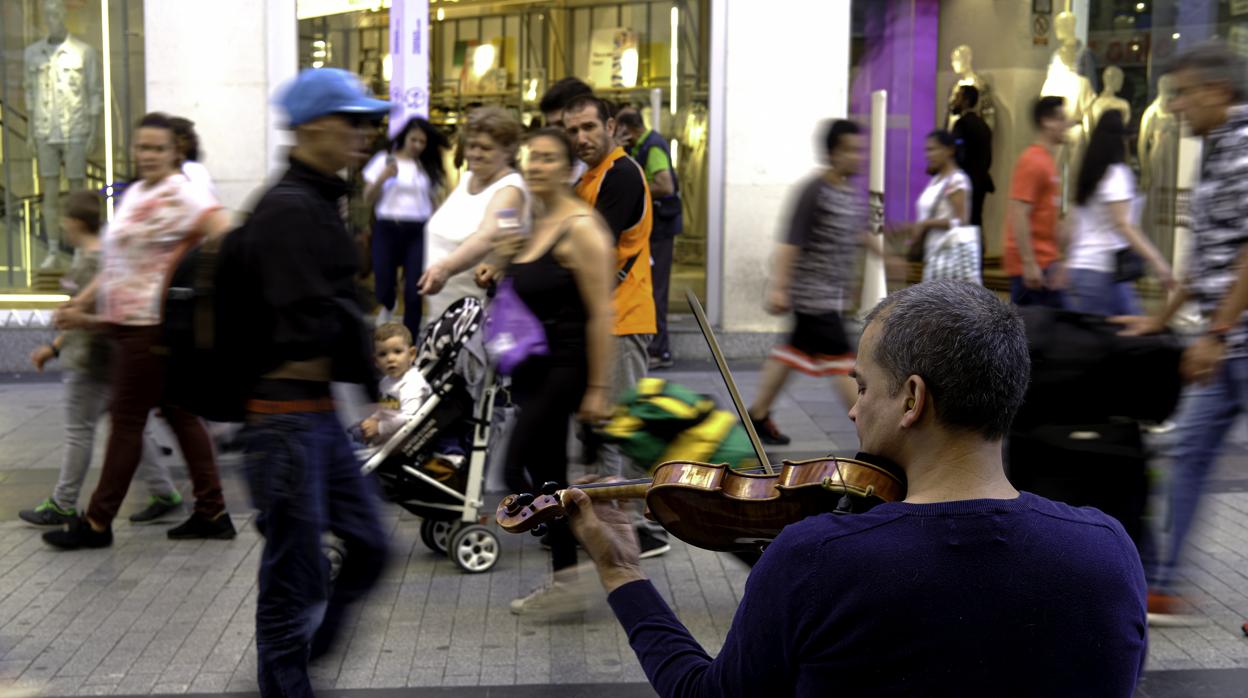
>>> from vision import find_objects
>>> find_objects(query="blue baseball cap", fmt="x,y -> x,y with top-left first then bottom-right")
277,68 -> 390,127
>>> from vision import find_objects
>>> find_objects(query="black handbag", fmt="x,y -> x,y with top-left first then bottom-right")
1113,247 -> 1145,283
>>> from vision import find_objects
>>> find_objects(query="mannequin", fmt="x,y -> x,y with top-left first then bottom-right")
1090,66 -> 1131,128
1040,11 -> 1096,207
945,45 -> 995,130
23,0 -> 101,269
1139,75 -> 1180,263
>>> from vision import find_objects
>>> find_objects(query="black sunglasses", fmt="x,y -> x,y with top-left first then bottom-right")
333,112 -> 383,128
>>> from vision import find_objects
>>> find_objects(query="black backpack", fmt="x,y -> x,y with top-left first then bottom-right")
1013,306 -> 1183,428
160,225 -> 253,423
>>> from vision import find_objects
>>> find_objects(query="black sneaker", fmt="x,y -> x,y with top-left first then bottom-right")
648,354 -> 674,370
43,516 -> 113,550
751,414 -> 791,445
637,527 -> 671,559
167,511 -> 237,540
129,493 -> 183,524
20,498 -> 77,527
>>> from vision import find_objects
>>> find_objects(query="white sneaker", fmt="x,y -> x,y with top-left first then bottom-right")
375,307 -> 394,327
510,574 -> 592,618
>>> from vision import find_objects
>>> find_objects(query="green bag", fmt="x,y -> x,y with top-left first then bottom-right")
601,377 -> 759,474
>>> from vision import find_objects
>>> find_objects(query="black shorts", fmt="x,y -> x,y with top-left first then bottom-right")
770,311 -> 855,376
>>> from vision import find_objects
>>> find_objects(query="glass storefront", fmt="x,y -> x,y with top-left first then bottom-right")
0,0 -> 144,294
850,0 -> 1248,298
296,0 -> 710,314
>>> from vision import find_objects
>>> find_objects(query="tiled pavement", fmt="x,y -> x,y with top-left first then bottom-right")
2,365 -> 1248,696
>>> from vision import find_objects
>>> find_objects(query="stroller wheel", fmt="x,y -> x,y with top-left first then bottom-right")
324,538 -> 346,583
420,519 -> 453,554
449,525 -> 500,574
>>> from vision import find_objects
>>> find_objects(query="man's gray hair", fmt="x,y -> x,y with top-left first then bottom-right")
864,281 -> 1030,441
1169,40 -> 1248,102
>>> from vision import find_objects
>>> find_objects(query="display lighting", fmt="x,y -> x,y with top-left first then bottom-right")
525,78 -> 540,102
670,138 -> 679,168
472,43 -> 496,79
620,47 -> 639,88
670,6 -> 678,115
1172,32 -> 1181,40
101,0 -> 114,220
437,8 -> 445,21
312,60 -> 325,68
0,294 -> 71,303
1135,2 -> 1145,11
382,53 -> 393,81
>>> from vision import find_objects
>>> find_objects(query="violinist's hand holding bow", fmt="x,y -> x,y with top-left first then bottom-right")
561,485 -> 647,593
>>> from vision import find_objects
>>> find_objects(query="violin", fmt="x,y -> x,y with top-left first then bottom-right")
496,455 -> 905,553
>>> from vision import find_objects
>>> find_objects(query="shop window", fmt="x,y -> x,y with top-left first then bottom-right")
0,0 -> 144,294
297,0 -> 710,316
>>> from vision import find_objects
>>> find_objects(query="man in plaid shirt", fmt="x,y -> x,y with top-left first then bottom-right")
1118,41 -> 1248,624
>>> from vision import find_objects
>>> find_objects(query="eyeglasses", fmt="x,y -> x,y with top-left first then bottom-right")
333,113 -> 382,129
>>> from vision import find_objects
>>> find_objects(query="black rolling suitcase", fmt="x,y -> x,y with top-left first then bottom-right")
1007,308 -> 1183,548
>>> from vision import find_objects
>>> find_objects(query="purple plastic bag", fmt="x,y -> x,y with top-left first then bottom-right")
484,278 -> 549,374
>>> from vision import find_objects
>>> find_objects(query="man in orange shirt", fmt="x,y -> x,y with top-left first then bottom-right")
1004,96 -> 1069,307
565,94 -> 668,558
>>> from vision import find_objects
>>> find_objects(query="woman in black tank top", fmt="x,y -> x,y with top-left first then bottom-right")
489,128 -> 615,618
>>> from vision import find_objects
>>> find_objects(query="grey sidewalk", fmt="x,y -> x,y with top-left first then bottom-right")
2,366 -> 1248,696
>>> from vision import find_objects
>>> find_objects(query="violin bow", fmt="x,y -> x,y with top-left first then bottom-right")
685,290 -> 774,475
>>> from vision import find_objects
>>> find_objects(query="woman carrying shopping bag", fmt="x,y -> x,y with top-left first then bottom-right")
906,130 -> 981,284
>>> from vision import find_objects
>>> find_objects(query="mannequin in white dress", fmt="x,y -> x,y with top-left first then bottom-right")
1040,11 -> 1096,208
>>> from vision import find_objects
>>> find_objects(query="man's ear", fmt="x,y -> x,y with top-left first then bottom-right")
900,375 -> 927,428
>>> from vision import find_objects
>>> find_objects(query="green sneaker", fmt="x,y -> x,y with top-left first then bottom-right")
20,498 -> 77,527
129,492 -> 184,524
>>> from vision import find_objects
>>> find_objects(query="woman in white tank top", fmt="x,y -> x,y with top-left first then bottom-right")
419,107 -> 530,322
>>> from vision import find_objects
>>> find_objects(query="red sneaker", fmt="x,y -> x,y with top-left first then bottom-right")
1147,590 -> 1201,627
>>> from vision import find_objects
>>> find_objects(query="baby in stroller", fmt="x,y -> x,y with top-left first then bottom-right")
360,298 -> 493,511
357,322 -> 433,445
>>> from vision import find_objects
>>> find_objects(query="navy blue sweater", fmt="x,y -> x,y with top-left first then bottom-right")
608,492 -> 1147,697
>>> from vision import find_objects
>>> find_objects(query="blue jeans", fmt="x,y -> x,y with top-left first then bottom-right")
242,411 -> 389,698
1151,356 -> 1248,592
1009,266 -> 1065,308
372,219 -> 425,339
1064,268 -> 1142,316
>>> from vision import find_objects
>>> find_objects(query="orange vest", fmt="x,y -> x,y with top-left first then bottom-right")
575,147 -> 657,336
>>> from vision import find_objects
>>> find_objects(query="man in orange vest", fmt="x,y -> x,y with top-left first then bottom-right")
564,94 -> 668,559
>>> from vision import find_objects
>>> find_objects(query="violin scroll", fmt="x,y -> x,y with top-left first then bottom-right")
496,491 -> 566,534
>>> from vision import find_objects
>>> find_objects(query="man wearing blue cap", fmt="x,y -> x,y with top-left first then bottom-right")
229,68 -> 391,697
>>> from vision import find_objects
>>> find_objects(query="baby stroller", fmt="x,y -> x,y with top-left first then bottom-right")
360,297 -> 503,573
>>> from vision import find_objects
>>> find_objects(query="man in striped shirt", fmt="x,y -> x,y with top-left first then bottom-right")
748,120 -> 873,446
1116,41 -> 1248,624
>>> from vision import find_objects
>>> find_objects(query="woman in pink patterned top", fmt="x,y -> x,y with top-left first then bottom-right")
45,112 -> 236,550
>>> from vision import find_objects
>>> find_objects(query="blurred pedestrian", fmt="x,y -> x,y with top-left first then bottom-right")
418,106 -> 529,320
951,86 -> 994,229
747,120 -> 874,446
496,127 -> 615,617
1065,110 -> 1174,316
906,130 -> 980,283
540,77 -> 593,183
616,107 -> 683,370
233,68 -> 392,696
564,95 -> 667,557
170,116 -> 216,196
362,116 -> 448,337
43,112 -> 234,550
1115,42 -> 1248,623
21,190 -> 182,528
1004,96 -> 1068,307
